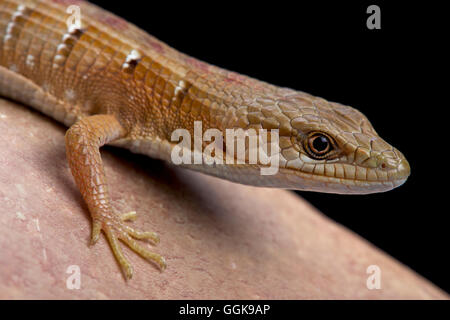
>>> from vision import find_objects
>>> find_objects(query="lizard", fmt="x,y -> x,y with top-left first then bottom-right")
0,0 -> 410,279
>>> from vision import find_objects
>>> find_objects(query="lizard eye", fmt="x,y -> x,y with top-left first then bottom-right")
304,132 -> 336,160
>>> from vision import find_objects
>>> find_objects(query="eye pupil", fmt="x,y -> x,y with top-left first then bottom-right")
304,132 -> 336,160
312,136 -> 329,153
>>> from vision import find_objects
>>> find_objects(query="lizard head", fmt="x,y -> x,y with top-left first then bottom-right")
268,91 -> 410,194
174,87 -> 409,195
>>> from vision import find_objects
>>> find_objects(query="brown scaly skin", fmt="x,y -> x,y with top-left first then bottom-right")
0,0 -> 410,278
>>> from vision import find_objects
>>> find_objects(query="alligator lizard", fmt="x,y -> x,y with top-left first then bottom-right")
0,0 -> 410,279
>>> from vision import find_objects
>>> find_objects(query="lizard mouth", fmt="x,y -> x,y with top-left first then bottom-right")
277,157 -> 410,194
179,160 -> 410,195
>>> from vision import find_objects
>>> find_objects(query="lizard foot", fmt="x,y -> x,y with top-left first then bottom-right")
90,210 -> 166,279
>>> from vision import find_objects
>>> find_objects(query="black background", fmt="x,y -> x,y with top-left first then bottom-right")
89,0 -> 447,293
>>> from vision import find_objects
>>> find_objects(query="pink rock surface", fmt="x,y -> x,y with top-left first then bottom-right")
0,98 -> 447,299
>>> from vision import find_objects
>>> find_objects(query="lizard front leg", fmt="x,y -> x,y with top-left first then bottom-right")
65,114 -> 166,279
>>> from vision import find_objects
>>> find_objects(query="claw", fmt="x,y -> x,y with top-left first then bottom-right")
91,210 -> 165,279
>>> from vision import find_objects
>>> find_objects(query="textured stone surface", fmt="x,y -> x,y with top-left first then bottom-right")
0,98 -> 447,299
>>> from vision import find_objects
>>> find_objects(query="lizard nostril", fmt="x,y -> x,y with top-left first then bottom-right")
376,154 -> 398,170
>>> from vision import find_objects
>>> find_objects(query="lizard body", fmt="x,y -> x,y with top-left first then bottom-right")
0,0 -> 410,278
